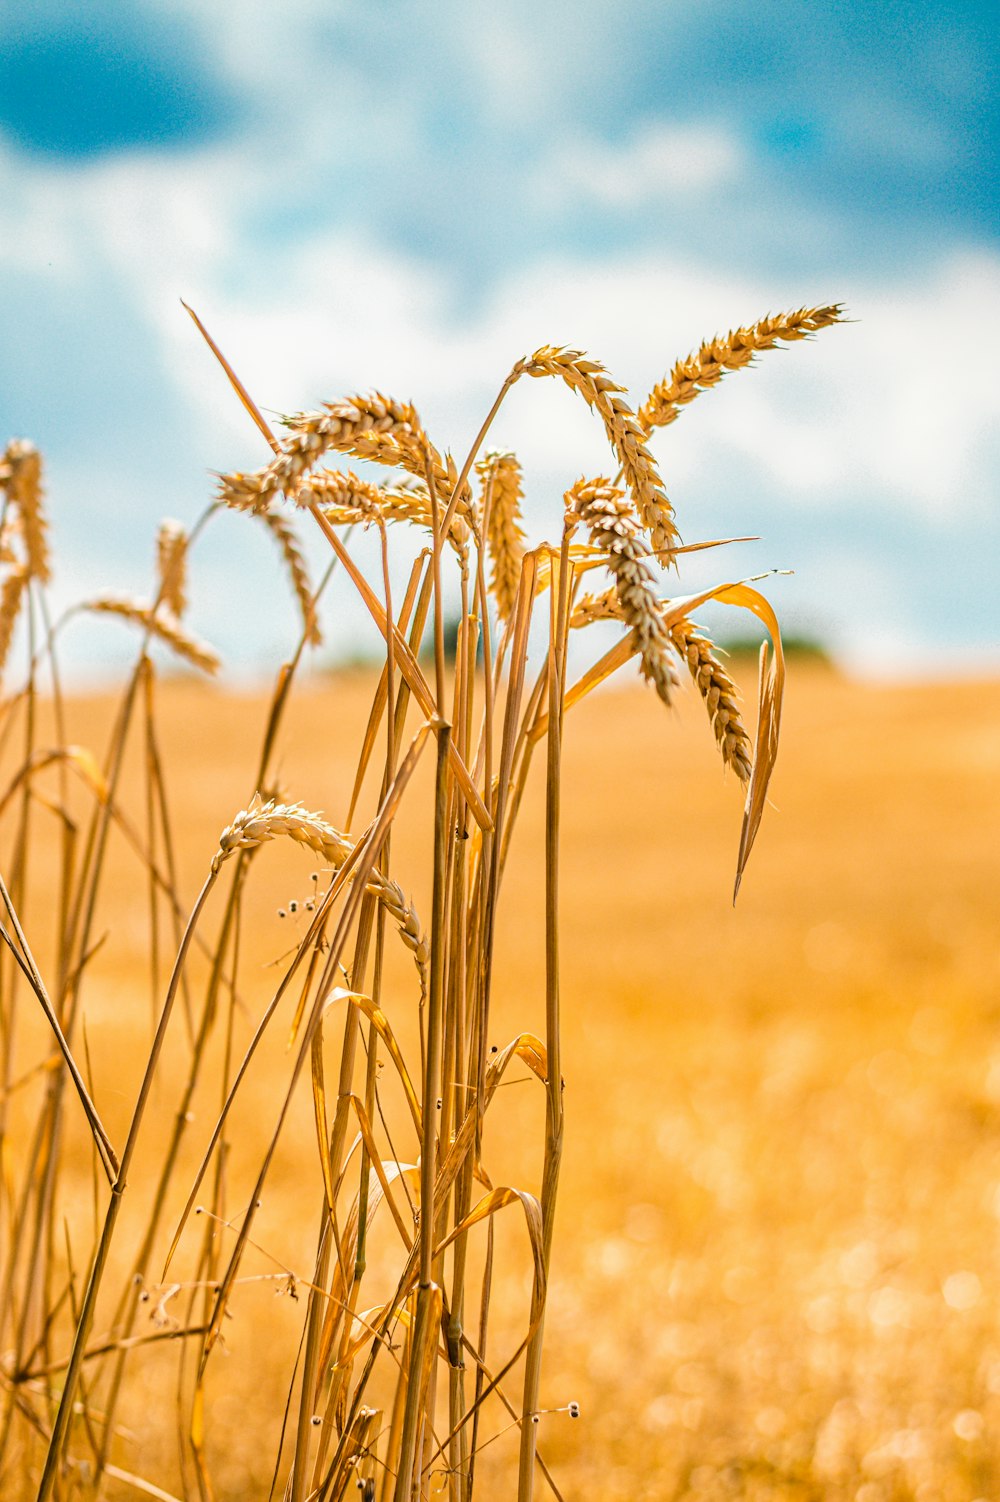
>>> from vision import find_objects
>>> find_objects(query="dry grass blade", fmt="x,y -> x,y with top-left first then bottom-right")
638,304 -> 844,433
181,299 -> 281,454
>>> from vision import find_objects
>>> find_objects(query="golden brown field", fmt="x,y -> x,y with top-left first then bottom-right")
8,661 -> 999,1500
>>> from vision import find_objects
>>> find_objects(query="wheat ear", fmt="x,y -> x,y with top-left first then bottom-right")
570,586 -> 753,780
0,567 -> 27,678
86,598 -> 220,675
0,439 -> 50,584
298,469 -> 470,550
523,347 -> 679,563
567,478 -> 678,705
253,507 -> 321,646
216,394 -> 420,512
638,305 -> 844,433
155,520 -> 188,618
212,798 -> 428,984
670,619 -> 753,783
476,450 -> 526,623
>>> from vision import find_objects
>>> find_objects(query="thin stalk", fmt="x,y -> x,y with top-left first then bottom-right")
517,537 -> 571,1501
37,872 -> 218,1501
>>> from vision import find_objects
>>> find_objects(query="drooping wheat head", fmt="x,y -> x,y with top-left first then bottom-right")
523,346 -> 680,563
253,506 -> 322,645
670,618 -> 753,782
85,596 -> 221,675
0,565 -> 27,677
567,478 -> 679,705
216,393 -> 422,512
212,796 -> 428,982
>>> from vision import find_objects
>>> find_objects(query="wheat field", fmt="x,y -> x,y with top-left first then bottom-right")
4,306 -> 999,1502
6,662 -> 999,1500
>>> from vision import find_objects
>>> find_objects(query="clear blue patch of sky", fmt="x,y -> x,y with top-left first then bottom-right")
625,0 -> 998,236
0,9 -> 234,157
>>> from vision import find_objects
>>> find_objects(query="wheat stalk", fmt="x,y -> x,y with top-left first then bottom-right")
86,597 -> 220,675
523,347 -> 679,562
638,305 -> 843,433
476,450 -> 526,624
0,438 -> 50,584
567,478 -> 678,705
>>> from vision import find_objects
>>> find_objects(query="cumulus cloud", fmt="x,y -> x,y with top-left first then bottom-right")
0,0 -> 995,677
538,121 -> 746,208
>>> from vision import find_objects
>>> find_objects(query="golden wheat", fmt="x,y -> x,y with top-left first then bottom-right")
0,565 -> 27,678
212,796 -> 428,980
6,295 -> 842,1502
253,506 -> 322,646
638,304 -> 843,433
523,346 -> 679,562
477,449 -> 526,623
670,618 -> 753,782
86,597 -> 221,675
0,438 -> 50,584
217,394 -> 420,512
298,468 -> 470,549
567,478 -> 678,705
155,520 -> 188,618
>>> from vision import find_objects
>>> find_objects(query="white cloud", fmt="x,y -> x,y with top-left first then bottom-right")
1,84 -> 997,674
539,121 -> 747,208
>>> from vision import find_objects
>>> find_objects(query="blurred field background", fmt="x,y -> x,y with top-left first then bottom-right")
8,658 -> 999,1500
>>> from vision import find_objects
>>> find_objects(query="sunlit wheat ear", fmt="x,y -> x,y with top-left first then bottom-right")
476,449 -> 526,623
567,478 -> 679,705
571,587 -> 753,781
156,519 -> 188,618
346,429 -> 475,525
85,597 -> 221,675
0,565 -> 27,677
0,438 -> 50,584
522,346 -> 680,563
297,469 -> 470,553
212,797 -> 428,985
253,506 -> 321,646
670,619 -> 753,783
569,586 -> 619,630
216,393 -> 420,512
638,304 -> 844,433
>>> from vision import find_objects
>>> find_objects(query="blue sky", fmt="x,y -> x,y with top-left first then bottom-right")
0,0 -> 996,680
